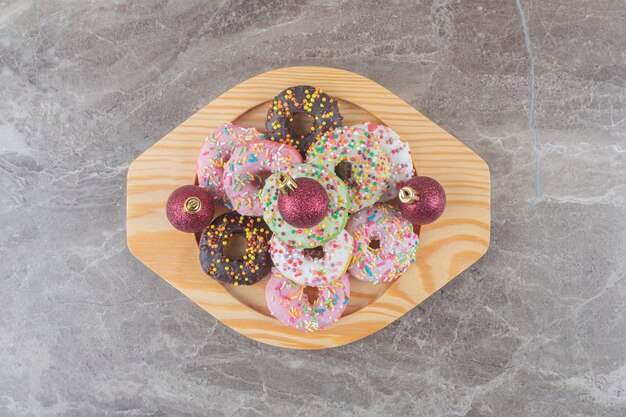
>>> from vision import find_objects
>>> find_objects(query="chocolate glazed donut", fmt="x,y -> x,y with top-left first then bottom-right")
199,212 -> 272,286
265,85 -> 342,157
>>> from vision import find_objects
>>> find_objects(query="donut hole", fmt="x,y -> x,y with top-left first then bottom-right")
223,232 -> 248,260
334,160 -> 353,183
303,286 -> 320,305
291,112 -> 315,138
368,238 -> 381,252
303,246 -> 325,261
253,170 -> 273,189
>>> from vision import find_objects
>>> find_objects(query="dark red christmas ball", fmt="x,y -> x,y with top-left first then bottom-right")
166,185 -> 214,233
398,176 -> 446,225
278,177 -> 329,228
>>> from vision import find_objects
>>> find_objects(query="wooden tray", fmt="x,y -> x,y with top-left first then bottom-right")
127,66 -> 490,349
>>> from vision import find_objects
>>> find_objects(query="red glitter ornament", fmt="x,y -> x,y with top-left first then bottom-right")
398,176 -> 446,225
277,173 -> 329,229
166,185 -> 214,233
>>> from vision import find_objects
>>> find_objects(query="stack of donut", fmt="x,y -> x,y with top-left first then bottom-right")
187,85 -> 445,333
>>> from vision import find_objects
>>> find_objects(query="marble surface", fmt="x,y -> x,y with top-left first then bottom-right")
1,0 -> 625,416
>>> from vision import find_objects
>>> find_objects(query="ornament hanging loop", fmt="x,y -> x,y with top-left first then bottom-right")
183,196 -> 202,214
277,172 -> 298,195
399,186 -> 419,204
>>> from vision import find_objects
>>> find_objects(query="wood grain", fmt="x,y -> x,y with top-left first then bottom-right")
127,66 -> 491,350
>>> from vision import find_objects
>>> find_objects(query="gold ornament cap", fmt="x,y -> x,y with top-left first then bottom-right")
399,186 -> 420,204
276,172 -> 298,195
183,196 -> 202,214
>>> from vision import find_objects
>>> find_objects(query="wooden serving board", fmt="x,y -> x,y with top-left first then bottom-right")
127,66 -> 490,349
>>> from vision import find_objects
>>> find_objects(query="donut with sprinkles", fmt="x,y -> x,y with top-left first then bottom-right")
265,85 -> 342,157
307,126 -> 391,212
223,140 -> 302,217
266,268 -> 351,333
269,229 -> 353,287
346,203 -> 419,284
354,122 -> 415,202
199,212 -> 272,286
196,123 -> 262,204
260,163 -> 350,249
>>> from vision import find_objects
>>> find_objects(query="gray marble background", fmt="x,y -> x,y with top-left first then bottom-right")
1,0 -> 625,416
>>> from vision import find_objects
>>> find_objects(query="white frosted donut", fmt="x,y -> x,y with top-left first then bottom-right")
354,122 -> 414,202
269,230 -> 353,286
306,126 -> 391,212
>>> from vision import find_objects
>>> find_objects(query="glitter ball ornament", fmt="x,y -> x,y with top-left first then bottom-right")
398,176 -> 446,225
166,185 -> 214,233
276,173 -> 329,229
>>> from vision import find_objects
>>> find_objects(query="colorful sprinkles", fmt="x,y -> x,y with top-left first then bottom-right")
265,85 -> 343,157
190,85 -> 432,335
197,123 -> 262,203
269,229 -> 353,287
307,126 -> 392,212
265,268 -> 351,333
260,163 -> 350,249
223,140 -> 302,216
345,203 -> 419,285
199,212 -> 273,286
354,122 -> 415,202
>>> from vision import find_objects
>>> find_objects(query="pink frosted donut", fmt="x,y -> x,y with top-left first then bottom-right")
266,268 -> 351,333
346,203 -> 419,284
197,123 -> 262,204
223,140 -> 302,216
354,122 -> 415,202
269,230 -> 353,287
